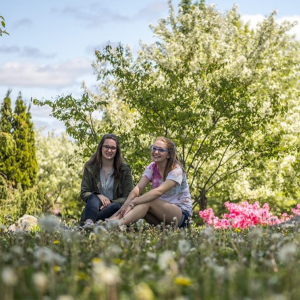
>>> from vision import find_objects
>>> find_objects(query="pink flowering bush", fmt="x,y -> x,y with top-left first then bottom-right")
199,201 -> 298,229
292,204 -> 300,215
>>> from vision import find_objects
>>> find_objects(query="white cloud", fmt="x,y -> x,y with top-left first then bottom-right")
277,15 -> 300,41
135,1 -> 168,21
0,58 -> 92,88
0,45 -> 55,58
241,14 -> 265,27
12,18 -> 32,29
56,0 -> 169,28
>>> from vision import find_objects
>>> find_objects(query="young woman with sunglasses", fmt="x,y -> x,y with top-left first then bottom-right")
80,134 -> 133,230
111,136 -> 192,228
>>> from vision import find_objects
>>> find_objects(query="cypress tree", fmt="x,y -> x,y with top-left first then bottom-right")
0,89 -> 13,133
12,92 -> 37,188
0,89 -> 15,180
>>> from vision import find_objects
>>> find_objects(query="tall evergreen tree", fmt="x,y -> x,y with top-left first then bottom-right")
0,89 -> 15,180
0,89 -> 13,133
12,92 -> 37,188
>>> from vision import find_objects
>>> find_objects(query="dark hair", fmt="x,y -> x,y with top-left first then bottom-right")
85,134 -> 123,179
154,136 -> 184,181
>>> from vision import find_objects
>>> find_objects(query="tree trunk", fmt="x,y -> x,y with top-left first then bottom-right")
199,188 -> 207,211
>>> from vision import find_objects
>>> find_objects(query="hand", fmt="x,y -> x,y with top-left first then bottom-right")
97,194 -> 111,210
115,202 -> 134,218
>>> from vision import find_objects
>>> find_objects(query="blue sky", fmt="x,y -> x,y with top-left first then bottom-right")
1,0 -> 299,133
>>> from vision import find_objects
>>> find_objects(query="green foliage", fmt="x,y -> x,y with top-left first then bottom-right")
1,223 -> 300,299
26,103 -> 38,186
33,2 -> 300,213
0,89 -> 13,133
0,15 -> 9,36
0,181 -> 53,224
12,92 -> 38,188
93,3 -> 300,209
33,92 -> 106,157
20,184 -> 53,216
0,132 -> 15,182
0,175 -> 8,200
35,130 -> 84,220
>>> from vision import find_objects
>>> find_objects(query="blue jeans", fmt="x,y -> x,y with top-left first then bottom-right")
178,209 -> 190,228
80,194 -> 122,224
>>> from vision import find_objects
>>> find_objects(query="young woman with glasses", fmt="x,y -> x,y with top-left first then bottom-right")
110,136 -> 192,228
80,133 -> 133,230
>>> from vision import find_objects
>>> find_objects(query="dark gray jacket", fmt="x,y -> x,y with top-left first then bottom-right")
80,162 -> 133,204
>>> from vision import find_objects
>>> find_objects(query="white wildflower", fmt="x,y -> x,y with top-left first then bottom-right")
146,252 -> 157,260
1,267 -> 17,286
38,215 -> 60,232
249,227 -> 263,240
141,264 -> 151,272
34,247 -> 65,265
277,243 -> 297,263
178,239 -> 191,256
32,272 -> 48,292
93,261 -> 120,285
105,220 -> 120,230
158,250 -> 178,274
110,244 -> 122,256
56,296 -> 74,300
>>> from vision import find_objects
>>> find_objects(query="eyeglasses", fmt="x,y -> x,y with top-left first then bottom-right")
150,145 -> 169,153
103,145 -> 117,150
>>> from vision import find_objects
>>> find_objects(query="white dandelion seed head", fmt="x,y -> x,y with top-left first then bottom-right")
32,272 -> 48,292
1,267 -> 17,286
178,239 -> 191,256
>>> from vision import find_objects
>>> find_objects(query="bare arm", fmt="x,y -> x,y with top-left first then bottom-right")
124,176 -> 150,204
131,179 -> 177,206
114,176 -> 150,217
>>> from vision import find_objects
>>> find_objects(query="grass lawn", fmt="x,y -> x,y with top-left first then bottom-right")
0,217 -> 300,300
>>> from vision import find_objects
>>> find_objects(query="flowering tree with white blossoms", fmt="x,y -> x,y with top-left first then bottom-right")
92,1 -> 300,209
35,1 -> 300,211
35,130 -> 84,218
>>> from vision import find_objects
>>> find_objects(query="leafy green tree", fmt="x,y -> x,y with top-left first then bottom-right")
34,1 -> 300,211
92,2 -> 300,209
12,92 -> 37,188
25,103 -> 38,186
35,130 -> 84,219
34,90 -> 105,157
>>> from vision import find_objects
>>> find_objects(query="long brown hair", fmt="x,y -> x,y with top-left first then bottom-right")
85,134 -> 123,179
155,136 -> 184,181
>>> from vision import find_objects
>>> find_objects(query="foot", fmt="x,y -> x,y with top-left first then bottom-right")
83,219 -> 94,231
105,219 -> 121,229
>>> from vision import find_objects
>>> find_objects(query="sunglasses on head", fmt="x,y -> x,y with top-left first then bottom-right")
150,145 -> 169,153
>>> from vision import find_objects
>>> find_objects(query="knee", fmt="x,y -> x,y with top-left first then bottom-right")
110,203 -> 122,210
138,202 -> 151,210
87,194 -> 101,203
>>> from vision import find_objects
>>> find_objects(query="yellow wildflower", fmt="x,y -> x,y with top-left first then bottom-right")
53,266 -> 61,273
134,282 -> 154,300
92,257 -> 102,264
113,258 -> 125,265
75,272 -> 88,281
174,276 -> 192,286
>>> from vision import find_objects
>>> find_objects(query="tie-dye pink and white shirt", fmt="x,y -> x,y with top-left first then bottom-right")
142,162 -> 192,216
